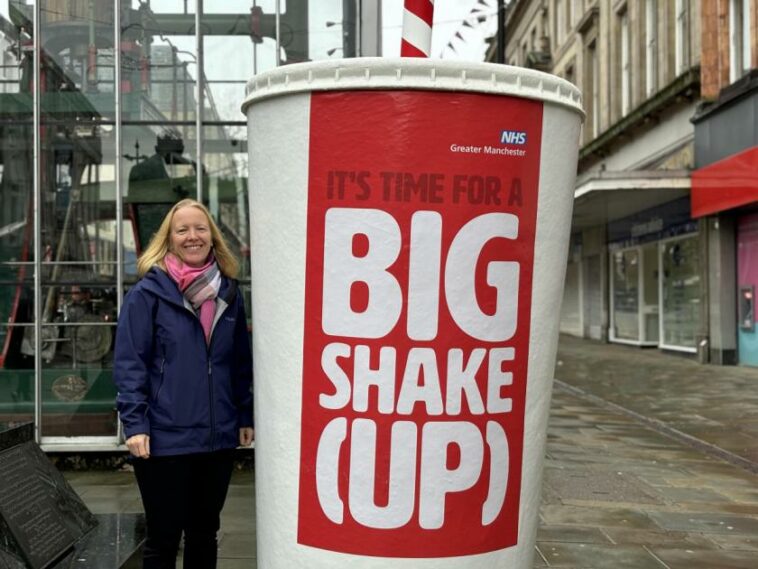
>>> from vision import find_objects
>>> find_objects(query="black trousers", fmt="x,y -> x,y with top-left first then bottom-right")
133,450 -> 235,569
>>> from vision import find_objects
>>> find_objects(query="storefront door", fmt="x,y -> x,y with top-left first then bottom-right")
737,214 -> 758,366
610,245 -> 659,345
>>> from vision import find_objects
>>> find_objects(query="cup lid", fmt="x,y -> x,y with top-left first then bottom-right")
241,57 -> 584,119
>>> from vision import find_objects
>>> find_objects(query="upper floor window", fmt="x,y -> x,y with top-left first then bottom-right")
587,40 -> 600,138
675,0 -> 689,75
619,8 -> 631,115
730,0 -> 753,81
646,0 -> 658,96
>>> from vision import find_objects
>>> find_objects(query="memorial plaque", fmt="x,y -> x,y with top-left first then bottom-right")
0,424 -> 97,569
0,445 -> 74,568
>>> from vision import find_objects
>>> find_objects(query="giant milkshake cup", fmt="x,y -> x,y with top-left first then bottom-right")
242,58 -> 583,568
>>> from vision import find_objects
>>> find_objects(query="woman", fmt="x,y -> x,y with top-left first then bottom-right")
114,199 -> 253,569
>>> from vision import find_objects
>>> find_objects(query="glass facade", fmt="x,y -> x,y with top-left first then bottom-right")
611,248 -> 640,342
660,235 -> 701,351
610,235 -> 700,351
0,0 -> 363,448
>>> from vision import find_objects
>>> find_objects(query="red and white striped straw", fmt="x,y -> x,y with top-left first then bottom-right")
401,0 -> 435,57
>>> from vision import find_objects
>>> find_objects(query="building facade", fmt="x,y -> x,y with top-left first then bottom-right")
0,0 -> 381,450
691,0 -> 758,365
493,0 -> 755,364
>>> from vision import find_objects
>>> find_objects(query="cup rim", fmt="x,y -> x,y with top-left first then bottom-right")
240,57 -> 585,119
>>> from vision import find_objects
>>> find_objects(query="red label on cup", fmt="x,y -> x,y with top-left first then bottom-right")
298,91 -> 543,557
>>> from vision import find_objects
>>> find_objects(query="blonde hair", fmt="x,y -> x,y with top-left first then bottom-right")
137,199 -> 240,278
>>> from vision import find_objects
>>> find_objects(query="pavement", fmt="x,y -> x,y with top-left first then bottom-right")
63,335 -> 758,568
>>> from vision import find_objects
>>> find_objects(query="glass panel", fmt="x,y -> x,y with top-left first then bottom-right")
661,236 -> 700,349
37,0 -> 120,436
201,123 -> 249,277
38,125 -> 117,263
40,0 -> 116,118
0,0 -> 35,425
39,273 -> 118,437
122,123 -> 199,253
0,275 -> 35,424
642,242 -> 659,343
121,0 -> 197,122
560,261 -> 581,334
612,249 -> 639,341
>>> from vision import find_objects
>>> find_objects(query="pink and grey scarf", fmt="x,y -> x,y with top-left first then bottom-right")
164,253 -> 221,344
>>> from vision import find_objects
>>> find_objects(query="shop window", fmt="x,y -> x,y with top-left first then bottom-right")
660,236 -> 701,351
611,249 -> 640,342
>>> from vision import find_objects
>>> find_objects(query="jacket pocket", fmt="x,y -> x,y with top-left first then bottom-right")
154,357 -> 166,401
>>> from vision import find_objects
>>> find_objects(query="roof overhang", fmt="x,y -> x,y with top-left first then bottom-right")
691,146 -> 758,218
572,171 -> 691,229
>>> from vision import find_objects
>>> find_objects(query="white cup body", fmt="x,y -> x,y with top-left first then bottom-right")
245,58 -> 583,569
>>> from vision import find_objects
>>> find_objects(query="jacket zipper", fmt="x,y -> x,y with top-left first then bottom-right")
208,355 -> 215,451
184,301 -> 230,452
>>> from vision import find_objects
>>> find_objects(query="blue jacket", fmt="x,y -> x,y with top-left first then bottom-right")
114,267 -> 253,456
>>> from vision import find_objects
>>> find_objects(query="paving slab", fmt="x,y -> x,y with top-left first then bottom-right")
218,531 -> 257,559
648,548 -> 758,569
535,542 -> 665,568
702,534 -> 758,551
536,525 -> 612,544
645,511 -> 758,535
599,528 -> 717,549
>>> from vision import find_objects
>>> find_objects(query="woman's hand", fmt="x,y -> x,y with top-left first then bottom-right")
126,434 -> 150,458
239,427 -> 254,447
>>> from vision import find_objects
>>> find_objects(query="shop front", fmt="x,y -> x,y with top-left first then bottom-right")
737,213 -> 758,366
692,73 -> 758,366
608,198 -> 702,353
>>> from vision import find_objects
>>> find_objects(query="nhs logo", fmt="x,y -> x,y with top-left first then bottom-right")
500,130 -> 527,145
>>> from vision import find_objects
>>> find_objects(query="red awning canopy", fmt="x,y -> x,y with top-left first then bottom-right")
691,146 -> 758,217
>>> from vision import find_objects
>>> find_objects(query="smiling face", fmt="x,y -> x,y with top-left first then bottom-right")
169,205 -> 212,267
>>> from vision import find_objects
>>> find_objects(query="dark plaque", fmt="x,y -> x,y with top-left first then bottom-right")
0,425 -> 96,569
0,446 -> 74,568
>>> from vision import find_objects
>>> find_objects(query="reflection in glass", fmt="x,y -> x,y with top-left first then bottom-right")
0,1 -> 35,425
661,236 -> 700,349
612,249 -> 639,341
642,243 -> 659,343
561,261 -> 581,334
122,125 -> 202,254
202,124 -> 249,280
121,0 -> 197,122
40,0 -> 116,117
1,0 -> 360,441
37,276 -> 118,437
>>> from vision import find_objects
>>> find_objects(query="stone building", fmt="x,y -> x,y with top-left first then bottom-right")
490,0 -> 756,365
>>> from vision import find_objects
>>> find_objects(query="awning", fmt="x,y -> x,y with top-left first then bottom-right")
572,170 -> 690,230
691,146 -> 758,218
